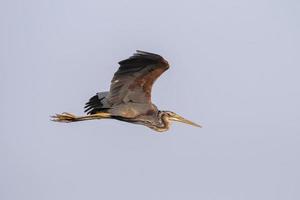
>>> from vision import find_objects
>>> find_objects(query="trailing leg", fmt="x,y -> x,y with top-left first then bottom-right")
51,112 -> 111,123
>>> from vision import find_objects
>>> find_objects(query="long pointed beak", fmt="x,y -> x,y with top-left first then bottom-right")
170,114 -> 202,128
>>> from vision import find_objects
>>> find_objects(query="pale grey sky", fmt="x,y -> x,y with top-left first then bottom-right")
1,0 -> 300,200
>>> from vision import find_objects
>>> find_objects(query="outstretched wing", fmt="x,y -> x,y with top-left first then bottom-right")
107,50 -> 169,106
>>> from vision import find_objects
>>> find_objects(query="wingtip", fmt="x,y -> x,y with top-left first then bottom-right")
136,50 -> 145,53
135,50 -> 159,56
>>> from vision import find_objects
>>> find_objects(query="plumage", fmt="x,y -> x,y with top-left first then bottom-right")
51,50 -> 201,132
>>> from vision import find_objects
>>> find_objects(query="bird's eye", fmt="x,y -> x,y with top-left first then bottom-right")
166,112 -> 173,116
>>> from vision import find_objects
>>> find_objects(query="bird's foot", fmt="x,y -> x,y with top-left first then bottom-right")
51,112 -> 77,123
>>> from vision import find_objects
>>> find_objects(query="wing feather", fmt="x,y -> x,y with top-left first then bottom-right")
107,50 -> 169,106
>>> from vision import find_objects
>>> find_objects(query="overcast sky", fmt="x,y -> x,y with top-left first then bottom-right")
1,0 -> 300,200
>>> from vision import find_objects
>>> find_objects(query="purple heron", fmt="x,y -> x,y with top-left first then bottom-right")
51,50 -> 201,132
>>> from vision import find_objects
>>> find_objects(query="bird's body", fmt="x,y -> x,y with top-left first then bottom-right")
52,50 -> 201,132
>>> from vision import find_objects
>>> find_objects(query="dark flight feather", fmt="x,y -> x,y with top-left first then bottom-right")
84,92 -> 109,115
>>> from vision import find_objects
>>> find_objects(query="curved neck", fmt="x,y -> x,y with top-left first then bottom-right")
155,111 -> 170,132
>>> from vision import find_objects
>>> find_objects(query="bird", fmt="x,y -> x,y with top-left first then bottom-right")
51,50 -> 201,132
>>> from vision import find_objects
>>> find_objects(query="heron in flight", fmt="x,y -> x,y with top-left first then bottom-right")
51,50 -> 201,132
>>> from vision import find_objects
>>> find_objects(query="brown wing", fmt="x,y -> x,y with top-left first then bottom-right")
106,50 -> 169,106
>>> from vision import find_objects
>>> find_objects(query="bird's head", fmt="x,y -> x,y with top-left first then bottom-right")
162,111 -> 202,128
